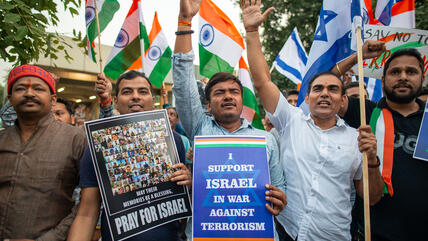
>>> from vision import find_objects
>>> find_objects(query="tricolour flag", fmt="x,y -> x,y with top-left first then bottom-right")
239,56 -> 264,130
297,0 -> 363,108
104,0 -> 149,81
375,0 -> 415,28
273,28 -> 308,85
143,12 -> 172,88
85,0 -> 120,62
198,0 -> 244,78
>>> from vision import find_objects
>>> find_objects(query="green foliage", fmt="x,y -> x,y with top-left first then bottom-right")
415,0 -> 428,30
0,0 -> 82,66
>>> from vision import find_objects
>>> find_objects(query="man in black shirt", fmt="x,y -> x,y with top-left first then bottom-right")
339,48 -> 427,241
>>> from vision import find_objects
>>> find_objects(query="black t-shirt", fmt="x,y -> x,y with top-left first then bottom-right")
344,97 -> 428,241
80,131 -> 186,241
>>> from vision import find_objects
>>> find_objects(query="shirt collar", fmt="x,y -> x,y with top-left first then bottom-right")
210,116 -> 253,133
304,112 -> 346,129
377,97 -> 425,116
15,112 -> 55,131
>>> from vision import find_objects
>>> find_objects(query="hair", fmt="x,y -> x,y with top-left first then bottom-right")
344,81 -> 367,91
115,70 -> 152,96
286,89 -> 299,98
56,98 -> 73,115
204,72 -> 243,102
383,48 -> 424,76
306,71 -> 345,95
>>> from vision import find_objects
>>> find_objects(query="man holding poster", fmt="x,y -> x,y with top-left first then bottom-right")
242,1 -> 384,240
68,71 -> 192,241
172,0 -> 287,238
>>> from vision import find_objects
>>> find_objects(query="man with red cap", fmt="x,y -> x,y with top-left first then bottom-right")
0,65 -> 87,240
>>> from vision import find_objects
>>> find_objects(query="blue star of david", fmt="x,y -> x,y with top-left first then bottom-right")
201,155 -> 262,222
314,7 -> 338,42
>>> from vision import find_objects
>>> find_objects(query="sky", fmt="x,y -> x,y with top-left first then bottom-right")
0,0 -> 244,83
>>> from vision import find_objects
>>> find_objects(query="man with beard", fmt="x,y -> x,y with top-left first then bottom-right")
339,48 -> 428,241
0,65 -> 87,240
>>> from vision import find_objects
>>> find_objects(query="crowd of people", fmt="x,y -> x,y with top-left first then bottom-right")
0,0 -> 427,241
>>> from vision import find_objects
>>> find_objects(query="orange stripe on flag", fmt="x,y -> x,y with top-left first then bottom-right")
199,0 -> 245,49
194,238 -> 274,241
128,56 -> 142,70
148,12 -> 161,43
382,109 -> 395,196
126,0 -> 138,18
391,0 -> 415,16
239,56 -> 249,70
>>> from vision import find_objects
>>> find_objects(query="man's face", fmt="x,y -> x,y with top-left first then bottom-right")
52,102 -> 73,124
345,86 -> 368,99
167,108 -> 179,130
114,77 -> 155,115
207,80 -> 243,125
8,76 -> 56,117
286,94 -> 298,107
305,74 -> 345,120
382,55 -> 424,103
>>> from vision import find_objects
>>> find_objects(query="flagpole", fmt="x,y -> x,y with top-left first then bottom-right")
356,25 -> 372,241
94,0 -> 103,74
269,64 -> 275,74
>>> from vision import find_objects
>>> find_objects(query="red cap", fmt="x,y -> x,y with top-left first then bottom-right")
8,65 -> 56,94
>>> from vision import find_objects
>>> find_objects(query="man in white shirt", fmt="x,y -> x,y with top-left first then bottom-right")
240,1 -> 384,240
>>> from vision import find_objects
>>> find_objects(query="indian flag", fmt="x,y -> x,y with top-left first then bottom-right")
194,136 -> 267,148
239,56 -> 264,130
198,0 -> 244,78
143,12 -> 172,88
104,0 -> 149,80
369,107 -> 395,196
85,0 -> 120,62
375,0 -> 415,28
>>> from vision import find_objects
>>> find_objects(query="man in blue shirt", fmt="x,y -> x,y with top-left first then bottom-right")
68,71 -> 191,241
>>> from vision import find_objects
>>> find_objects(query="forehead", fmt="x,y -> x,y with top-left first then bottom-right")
287,94 -> 298,98
387,55 -> 421,70
52,102 -> 67,110
312,74 -> 342,87
167,108 -> 177,114
118,76 -> 151,91
211,79 -> 240,91
14,76 -> 48,87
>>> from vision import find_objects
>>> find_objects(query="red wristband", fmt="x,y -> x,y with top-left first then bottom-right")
100,96 -> 112,107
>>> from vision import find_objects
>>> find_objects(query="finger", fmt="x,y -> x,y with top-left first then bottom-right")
173,163 -> 186,169
262,7 -> 275,20
266,189 -> 284,200
266,194 -> 284,208
265,203 -> 280,215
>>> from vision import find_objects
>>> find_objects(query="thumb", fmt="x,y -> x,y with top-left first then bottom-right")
262,7 -> 275,20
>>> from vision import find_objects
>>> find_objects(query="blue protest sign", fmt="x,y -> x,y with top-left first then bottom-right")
192,136 -> 274,241
414,102 -> 428,161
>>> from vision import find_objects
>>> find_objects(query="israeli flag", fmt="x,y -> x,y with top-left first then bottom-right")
273,28 -> 308,85
297,0 -> 364,108
352,75 -> 383,102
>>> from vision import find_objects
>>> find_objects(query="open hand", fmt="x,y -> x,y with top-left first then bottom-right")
240,0 -> 274,32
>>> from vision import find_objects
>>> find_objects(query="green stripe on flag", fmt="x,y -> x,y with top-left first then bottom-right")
369,107 -> 382,135
139,23 -> 150,51
104,37 -> 141,80
199,45 -> 234,78
87,0 -> 120,43
243,87 -> 264,130
195,144 -> 266,148
149,47 -> 172,88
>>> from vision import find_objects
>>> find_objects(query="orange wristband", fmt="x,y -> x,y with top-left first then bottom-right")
178,20 -> 192,27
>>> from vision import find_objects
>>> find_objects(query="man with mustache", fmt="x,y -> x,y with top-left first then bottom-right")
241,1 -> 384,240
68,71 -> 191,241
172,2 -> 287,237
338,48 -> 428,241
0,65 -> 87,240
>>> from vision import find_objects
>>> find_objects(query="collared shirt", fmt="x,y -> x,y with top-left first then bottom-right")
267,95 -> 362,241
0,113 -> 87,240
172,51 -> 285,192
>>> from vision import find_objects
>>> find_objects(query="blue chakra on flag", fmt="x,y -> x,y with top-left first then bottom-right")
85,6 -> 96,27
114,29 -> 130,49
200,24 -> 215,47
148,46 -> 162,61
362,8 -> 369,24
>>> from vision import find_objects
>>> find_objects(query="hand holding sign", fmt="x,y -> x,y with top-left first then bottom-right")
171,163 -> 192,188
264,184 -> 287,216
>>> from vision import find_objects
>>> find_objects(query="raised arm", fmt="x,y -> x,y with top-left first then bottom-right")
174,0 -> 201,54
241,0 -> 278,114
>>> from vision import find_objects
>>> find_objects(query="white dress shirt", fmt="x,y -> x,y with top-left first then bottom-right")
267,95 -> 362,241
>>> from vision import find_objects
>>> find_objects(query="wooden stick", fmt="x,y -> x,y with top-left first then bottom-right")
94,0 -> 103,73
356,26 -> 371,241
269,64 -> 275,74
